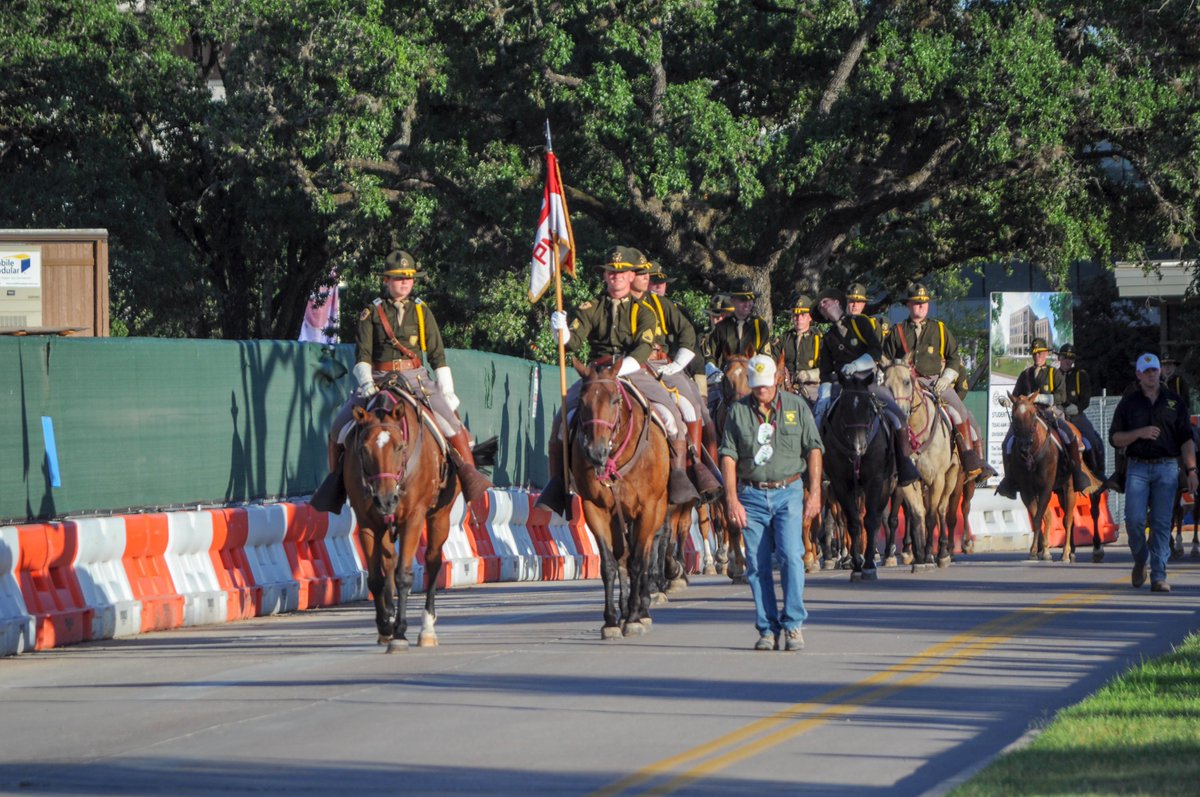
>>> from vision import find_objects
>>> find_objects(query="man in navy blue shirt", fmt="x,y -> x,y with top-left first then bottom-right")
1109,353 -> 1199,592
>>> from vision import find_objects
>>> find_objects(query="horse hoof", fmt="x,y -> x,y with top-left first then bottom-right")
883,556 -> 897,567
1191,545 -> 1200,559
822,559 -> 837,571
731,575 -> 749,585
1092,549 -> 1105,563
376,634 -> 391,646
386,638 -> 410,654
937,556 -> 952,569
805,561 -> 817,573
640,616 -> 653,630
417,632 -> 438,648
849,571 -> 863,583
601,626 -> 623,640
1039,551 -> 1053,561
1062,553 -> 1075,564
667,577 -> 688,594
623,621 -> 647,637
963,540 -> 975,555
901,553 -> 914,565
652,592 -> 669,605
703,565 -> 718,576
862,569 -> 879,581
1028,552 -> 1039,561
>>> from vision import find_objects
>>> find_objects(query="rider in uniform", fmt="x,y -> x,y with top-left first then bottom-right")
1056,342 -> 1110,485
1160,352 -> 1191,407
630,259 -> 722,497
707,277 -> 772,369
845,282 -> 891,344
311,250 -> 493,511
777,293 -> 821,404
993,337 -> 1090,497
536,246 -> 711,516
883,282 -> 995,481
811,287 -> 920,487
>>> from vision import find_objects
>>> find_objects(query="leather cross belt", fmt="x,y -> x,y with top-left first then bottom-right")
373,357 -> 422,372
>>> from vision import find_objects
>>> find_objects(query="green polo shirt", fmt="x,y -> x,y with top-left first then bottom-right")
718,390 -> 824,483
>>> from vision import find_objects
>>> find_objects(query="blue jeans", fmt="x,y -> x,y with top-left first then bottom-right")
737,480 -> 807,635
1124,459 -> 1179,584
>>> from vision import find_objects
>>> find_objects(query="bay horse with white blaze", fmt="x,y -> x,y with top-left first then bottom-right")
571,357 -> 672,638
345,387 -> 463,652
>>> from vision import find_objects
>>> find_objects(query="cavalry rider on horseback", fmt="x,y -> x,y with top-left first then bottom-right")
630,259 -> 724,497
845,282 -> 891,342
706,277 -> 772,370
536,246 -> 720,517
778,293 -> 822,405
883,282 -> 996,482
811,287 -> 921,487
994,337 -> 1091,498
312,249 -> 493,511
1055,343 -> 1110,486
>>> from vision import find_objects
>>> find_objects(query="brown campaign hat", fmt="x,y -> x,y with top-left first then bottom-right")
846,282 -> 869,302
381,250 -> 420,278
729,277 -> 756,300
906,282 -> 931,303
601,245 -> 647,272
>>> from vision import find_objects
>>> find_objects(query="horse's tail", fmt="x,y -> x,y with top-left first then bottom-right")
472,435 -> 499,468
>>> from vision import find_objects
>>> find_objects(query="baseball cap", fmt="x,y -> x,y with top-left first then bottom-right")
746,354 -> 777,388
1136,353 -> 1161,373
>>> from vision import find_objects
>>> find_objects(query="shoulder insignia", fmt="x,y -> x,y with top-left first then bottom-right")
579,300 -> 594,310
359,307 -> 371,321
641,329 -> 655,343
372,298 -> 383,306
570,318 -> 582,330
413,297 -> 424,305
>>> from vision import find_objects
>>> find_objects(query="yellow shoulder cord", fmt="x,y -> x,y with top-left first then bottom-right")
1048,367 -> 1054,393
754,318 -> 761,350
938,321 -> 945,358
1075,371 -> 1081,396
631,300 -> 639,335
650,294 -> 667,334
416,300 -> 427,351
812,334 -> 820,368
850,318 -> 867,344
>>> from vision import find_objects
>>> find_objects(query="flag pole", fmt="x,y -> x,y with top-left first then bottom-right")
546,120 -> 571,497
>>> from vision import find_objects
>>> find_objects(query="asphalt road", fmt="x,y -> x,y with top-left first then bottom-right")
2,547 -> 1198,796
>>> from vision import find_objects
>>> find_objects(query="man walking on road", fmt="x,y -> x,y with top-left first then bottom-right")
1109,353 -> 1199,593
719,354 -> 823,651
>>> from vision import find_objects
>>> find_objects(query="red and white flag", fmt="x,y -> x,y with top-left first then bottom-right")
528,149 -> 576,303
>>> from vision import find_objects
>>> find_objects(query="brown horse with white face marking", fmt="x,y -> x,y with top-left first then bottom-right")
345,389 -> 457,652
572,357 -> 671,638
1004,392 -> 1078,562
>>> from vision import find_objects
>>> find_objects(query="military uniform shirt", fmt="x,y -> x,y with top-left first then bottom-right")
639,292 -> 699,362
1165,374 -> 1190,407
779,329 -> 821,382
883,318 -> 963,378
718,390 -> 824,483
1014,364 -> 1066,407
818,314 -> 882,384
566,294 -> 658,364
707,315 -> 772,367
1061,367 -> 1093,412
357,296 -> 446,370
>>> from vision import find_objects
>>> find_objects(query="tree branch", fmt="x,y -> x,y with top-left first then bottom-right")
817,0 -> 898,116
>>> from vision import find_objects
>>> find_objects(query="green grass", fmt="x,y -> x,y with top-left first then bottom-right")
950,632 -> 1200,796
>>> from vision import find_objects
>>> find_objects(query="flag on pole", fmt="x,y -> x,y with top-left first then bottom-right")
528,148 -> 576,303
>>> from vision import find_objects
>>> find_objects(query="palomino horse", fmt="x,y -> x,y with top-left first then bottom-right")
345,388 -> 458,652
822,370 -> 896,581
571,357 -> 671,638
883,364 -> 953,569
1003,393 -> 1090,562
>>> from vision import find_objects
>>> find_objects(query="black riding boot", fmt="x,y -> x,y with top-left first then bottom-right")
309,444 -> 347,512
535,437 -> 571,516
669,437 -> 702,505
894,430 -> 921,487
994,448 -> 1018,499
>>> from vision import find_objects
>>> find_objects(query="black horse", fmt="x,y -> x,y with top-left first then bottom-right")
821,371 -> 897,581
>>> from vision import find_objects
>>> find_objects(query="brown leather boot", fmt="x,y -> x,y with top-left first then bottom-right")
669,437 -> 701,505
447,428 -> 494,503
972,433 -> 997,482
955,422 -> 988,477
535,436 -> 570,516
686,421 -> 723,500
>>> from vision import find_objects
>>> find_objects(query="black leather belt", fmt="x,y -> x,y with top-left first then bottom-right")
1129,456 -> 1176,464
739,473 -> 803,490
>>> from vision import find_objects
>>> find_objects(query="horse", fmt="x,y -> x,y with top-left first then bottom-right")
1003,393 -> 1082,562
946,469 -> 977,555
571,356 -> 672,638
822,369 -> 896,581
1169,477 -> 1199,560
705,349 -> 758,584
344,387 -> 459,653
882,363 -> 953,570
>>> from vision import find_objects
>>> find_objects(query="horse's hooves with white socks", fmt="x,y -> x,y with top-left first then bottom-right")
601,626 -> 623,640
622,620 -> 647,637
884,556 -> 898,567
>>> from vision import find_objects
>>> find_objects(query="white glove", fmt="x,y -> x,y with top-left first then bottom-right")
1064,403 -> 1079,416
550,310 -> 570,345
797,368 -> 819,383
840,353 -> 875,377
353,362 -> 378,398
616,357 -> 641,377
435,366 -> 461,412
1034,393 -> 1053,406
659,348 -> 694,377
933,368 -> 957,395
996,394 -> 1013,408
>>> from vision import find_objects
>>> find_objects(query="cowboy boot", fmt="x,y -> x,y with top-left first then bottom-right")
893,429 -> 921,487
669,437 -> 702,505
686,420 -> 723,500
970,428 -> 998,482
535,436 -> 570,516
994,458 -> 1019,499
310,438 -> 347,512
955,422 -> 990,479
447,428 -> 494,503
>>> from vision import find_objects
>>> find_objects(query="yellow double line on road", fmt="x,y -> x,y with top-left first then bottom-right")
592,583 -> 1118,796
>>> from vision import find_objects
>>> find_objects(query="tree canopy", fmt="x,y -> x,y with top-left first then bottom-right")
2,0 -> 1198,355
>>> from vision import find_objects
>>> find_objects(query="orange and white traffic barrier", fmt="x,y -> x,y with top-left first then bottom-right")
122,514 -> 185,632
72,517 -> 141,640
166,511 -> 231,627
325,504 -> 368,604
242,504 -> 300,616
0,525 -> 35,656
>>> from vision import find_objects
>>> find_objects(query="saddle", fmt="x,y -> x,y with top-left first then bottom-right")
338,384 -> 450,460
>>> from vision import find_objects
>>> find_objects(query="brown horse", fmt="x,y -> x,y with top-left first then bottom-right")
345,388 -> 458,652
706,351 -> 755,583
572,357 -> 671,638
946,470 -> 977,555
1003,393 -> 1081,562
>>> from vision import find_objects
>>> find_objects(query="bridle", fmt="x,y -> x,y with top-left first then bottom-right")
580,376 -> 638,484
355,393 -> 419,528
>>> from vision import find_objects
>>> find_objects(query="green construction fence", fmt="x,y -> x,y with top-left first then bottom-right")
0,337 -> 572,524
